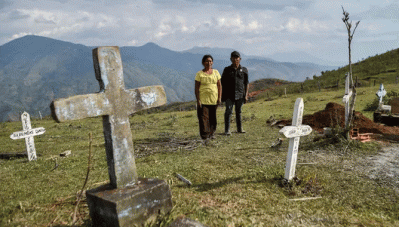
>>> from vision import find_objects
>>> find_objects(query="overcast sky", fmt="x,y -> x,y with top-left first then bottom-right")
1,0 -> 398,66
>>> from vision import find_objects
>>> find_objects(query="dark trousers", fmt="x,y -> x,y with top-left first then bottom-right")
224,98 -> 245,132
197,105 -> 218,139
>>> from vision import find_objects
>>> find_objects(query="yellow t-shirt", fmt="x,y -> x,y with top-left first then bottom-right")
195,69 -> 221,105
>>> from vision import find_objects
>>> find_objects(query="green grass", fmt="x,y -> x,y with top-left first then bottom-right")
246,48 -> 399,100
1,85 -> 399,226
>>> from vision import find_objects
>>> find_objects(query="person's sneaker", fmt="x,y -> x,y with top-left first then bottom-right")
224,131 -> 232,136
237,130 -> 246,133
210,135 -> 216,139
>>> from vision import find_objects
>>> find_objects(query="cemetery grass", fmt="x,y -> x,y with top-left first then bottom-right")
1,85 -> 399,226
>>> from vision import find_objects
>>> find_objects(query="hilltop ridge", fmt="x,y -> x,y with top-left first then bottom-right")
0,35 -> 335,122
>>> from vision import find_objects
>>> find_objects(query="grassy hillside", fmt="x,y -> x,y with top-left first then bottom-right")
248,48 -> 399,100
1,84 -> 398,226
298,48 -> 399,93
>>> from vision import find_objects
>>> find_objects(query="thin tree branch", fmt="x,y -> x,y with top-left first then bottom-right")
72,132 -> 93,225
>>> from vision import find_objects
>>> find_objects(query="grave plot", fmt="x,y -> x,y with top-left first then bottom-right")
275,102 -> 399,141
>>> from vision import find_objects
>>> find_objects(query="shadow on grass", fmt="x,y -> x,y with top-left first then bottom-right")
192,177 -> 244,192
134,136 -> 203,158
52,219 -> 91,227
176,175 -> 286,192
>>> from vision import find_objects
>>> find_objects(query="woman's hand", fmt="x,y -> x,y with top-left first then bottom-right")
197,100 -> 202,108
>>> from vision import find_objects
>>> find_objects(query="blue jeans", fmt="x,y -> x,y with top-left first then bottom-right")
224,98 -> 245,132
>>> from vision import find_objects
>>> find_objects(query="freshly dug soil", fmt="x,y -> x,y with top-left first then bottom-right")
278,102 -> 399,140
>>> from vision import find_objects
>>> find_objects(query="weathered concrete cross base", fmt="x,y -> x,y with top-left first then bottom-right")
87,178 -> 172,227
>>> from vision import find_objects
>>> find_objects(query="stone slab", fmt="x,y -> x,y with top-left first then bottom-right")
60,150 -> 72,157
86,178 -> 173,227
390,97 -> 399,115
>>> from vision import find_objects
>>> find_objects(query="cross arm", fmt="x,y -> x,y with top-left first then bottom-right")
279,125 -> 312,138
51,92 -> 111,122
10,127 -> 46,140
342,90 -> 353,103
124,85 -> 167,115
376,90 -> 386,98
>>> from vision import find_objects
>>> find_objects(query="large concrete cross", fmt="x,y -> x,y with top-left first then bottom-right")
279,98 -> 312,181
342,73 -> 353,128
10,112 -> 46,161
51,46 -> 166,189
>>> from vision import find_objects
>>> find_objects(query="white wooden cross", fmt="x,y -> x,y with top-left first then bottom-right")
376,83 -> 387,103
342,73 -> 353,128
279,98 -> 312,181
376,83 -> 391,112
9,112 -> 46,161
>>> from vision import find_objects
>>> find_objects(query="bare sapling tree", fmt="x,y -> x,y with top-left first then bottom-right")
342,6 -> 360,139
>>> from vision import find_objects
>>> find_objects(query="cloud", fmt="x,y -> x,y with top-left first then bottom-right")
284,18 -> 330,33
7,10 -> 30,20
51,0 -> 69,3
3,7 -> 122,44
153,0 -> 314,11
0,0 -> 398,66
356,3 -> 399,20
0,0 -> 12,10
243,36 -> 272,45
6,9 -> 61,24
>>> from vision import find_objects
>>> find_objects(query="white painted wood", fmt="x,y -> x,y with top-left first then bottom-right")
376,83 -> 387,103
9,112 -> 46,161
342,74 -> 353,128
10,127 -> 46,140
279,125 -> 312,138
279,98 -> 312,181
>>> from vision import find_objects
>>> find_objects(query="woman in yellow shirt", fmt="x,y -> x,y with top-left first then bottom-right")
195,55 -> 222,140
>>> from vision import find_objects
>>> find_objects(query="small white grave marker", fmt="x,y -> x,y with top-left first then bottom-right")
342,73 -> 353,128
279,98 -> 312,181
9,112 -> 45,161
376,84 -> 391,112
376,83 -> 387,103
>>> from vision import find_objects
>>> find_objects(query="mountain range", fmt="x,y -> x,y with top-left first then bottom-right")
0,35 -> 337,122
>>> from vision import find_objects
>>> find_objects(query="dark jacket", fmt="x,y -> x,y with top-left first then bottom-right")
221,64 -> 249,102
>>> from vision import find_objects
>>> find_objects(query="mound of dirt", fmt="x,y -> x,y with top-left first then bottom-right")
278,102 -> 399,139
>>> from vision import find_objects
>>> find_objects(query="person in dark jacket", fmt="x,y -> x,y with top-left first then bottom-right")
221,51 -> 249,135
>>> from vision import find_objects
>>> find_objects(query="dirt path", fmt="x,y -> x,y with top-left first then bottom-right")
366,144 -> 399,192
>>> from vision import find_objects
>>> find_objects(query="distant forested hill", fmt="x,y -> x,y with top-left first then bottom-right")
0,35 -> 334,122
